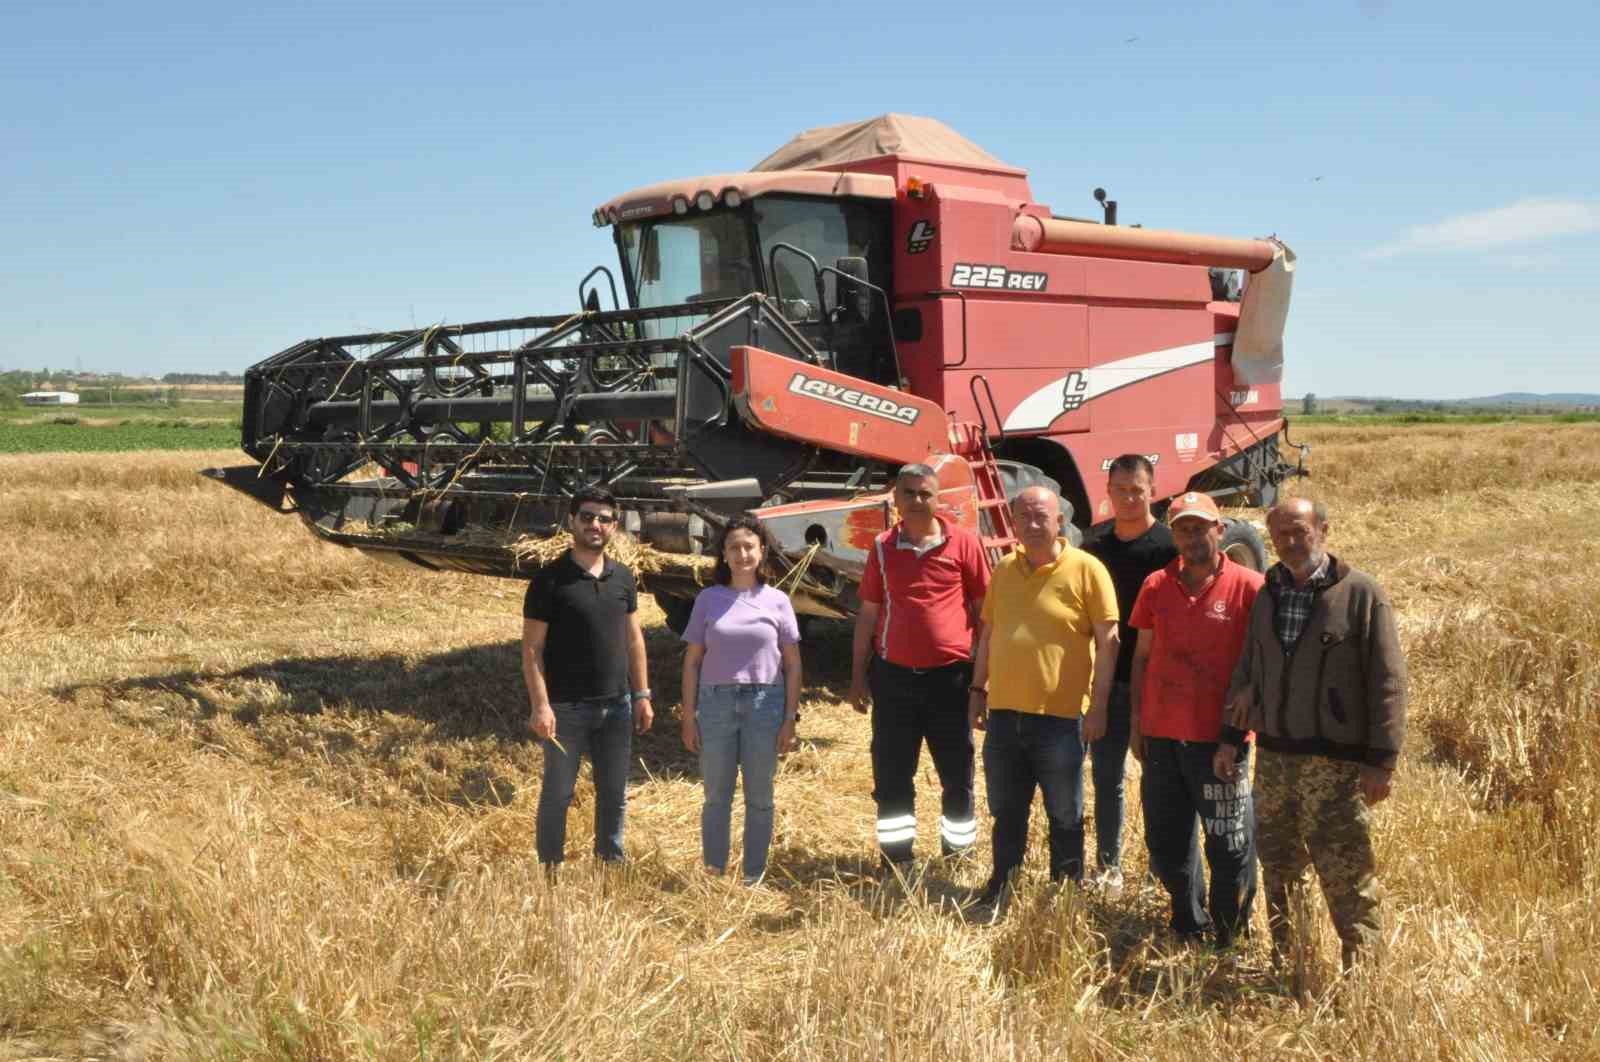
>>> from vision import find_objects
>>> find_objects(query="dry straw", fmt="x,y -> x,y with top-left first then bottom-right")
2,423 -> 1599,1057
333,518 -> 716,580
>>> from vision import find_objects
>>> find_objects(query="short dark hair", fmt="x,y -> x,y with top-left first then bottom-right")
1105,453 -> 1155,482
896,463 -> 937,485
568,485 -> 619,518
712,514 -> 772,587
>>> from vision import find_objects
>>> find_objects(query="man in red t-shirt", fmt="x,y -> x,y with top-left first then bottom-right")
1129,492 -> 1263,948
850,463 -> 991,867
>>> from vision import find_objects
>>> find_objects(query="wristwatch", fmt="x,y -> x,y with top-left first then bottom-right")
630,688 -> 652,703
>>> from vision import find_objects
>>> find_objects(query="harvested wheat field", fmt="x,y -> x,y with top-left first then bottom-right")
2,421 -> 1598,1059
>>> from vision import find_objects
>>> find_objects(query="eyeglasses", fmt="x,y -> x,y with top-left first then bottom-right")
575,511 -> 617,526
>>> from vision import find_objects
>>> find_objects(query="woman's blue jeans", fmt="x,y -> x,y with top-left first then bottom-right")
696,683 -> 784,882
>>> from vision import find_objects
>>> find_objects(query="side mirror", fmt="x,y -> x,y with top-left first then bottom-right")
833,256 -> 873,322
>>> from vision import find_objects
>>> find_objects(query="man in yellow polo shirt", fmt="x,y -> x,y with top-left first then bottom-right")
970,486 -> 1119,907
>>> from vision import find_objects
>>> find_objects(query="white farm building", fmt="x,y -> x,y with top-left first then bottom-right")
21,391 -> 81,406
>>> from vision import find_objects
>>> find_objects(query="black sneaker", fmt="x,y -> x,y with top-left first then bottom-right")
1087,865 -> 1124,896
879,856 -> 916,882
975,877 -> 1013,923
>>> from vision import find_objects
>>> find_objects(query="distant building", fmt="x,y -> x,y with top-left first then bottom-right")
21,391 -> 81,406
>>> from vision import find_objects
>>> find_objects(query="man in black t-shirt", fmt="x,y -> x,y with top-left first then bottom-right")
1083,454 -> 1178,894
523,486 -> 653,868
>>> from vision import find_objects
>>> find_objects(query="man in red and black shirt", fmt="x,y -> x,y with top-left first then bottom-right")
1130,491 -> 1263,948
849,463 -> 991,867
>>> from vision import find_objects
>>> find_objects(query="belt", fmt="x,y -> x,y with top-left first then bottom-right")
874,656 -> 971,677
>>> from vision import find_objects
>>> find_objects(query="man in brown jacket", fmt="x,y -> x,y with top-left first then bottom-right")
1220,497 -> 1406,969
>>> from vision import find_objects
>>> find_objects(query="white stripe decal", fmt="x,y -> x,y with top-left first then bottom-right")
1214,331 -> 1236,346
875,536 -> 891,658
940,817 -> 978,845
1001,340 -> 1216,433
877,826 -> 917,844
877,815 -> 917,830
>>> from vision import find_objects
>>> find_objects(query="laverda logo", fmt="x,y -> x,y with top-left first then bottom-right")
787,373 -> 921,425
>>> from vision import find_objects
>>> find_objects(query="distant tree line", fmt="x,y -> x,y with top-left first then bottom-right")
1291,391 -> 1599,417
161,372 -> 242,384
1,368 -> 244,410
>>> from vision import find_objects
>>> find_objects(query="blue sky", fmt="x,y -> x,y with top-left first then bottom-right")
3,0 -> 1595,398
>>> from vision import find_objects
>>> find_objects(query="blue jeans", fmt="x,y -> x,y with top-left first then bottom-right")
1141,738 -> 1257,947
983,710 -> 1086,890
536,696 -> 633,865
697,683 -> 785,882
1089,681 -> 1134,868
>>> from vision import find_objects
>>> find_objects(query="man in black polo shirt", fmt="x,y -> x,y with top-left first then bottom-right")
523,486 -> 654,868
1083,454 -> 1178,894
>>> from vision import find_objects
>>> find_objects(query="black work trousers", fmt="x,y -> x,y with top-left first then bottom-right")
1141,737 -> 1258,948
867,656 -> 976,863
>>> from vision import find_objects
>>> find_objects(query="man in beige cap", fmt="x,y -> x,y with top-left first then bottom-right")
1129,491 -> 1263,948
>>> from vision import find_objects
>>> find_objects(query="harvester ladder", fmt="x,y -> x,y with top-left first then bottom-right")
951,421 -> 1017,569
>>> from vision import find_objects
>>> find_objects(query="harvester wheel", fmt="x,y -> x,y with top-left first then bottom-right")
995,457 -> 1080,545
1219,519 -> 1268,573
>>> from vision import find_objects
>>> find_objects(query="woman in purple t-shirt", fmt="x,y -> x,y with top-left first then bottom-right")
680,515 -> 802,883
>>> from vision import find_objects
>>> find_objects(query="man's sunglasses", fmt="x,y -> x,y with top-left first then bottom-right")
575,510 -> 618,526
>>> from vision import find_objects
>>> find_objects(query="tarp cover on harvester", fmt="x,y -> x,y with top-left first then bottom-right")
1232,243 -> 1296,386
753,114 -> 1017,171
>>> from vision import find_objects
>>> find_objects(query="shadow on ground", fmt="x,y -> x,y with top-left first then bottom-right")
50,635 -> 844,788
47,634 -> 1289,1004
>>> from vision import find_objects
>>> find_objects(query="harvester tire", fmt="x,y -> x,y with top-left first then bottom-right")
995,457 -> 1080,544
1219,518 -> 1267,573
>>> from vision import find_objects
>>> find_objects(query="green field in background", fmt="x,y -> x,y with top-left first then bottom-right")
4,401 -> 1596,456
0,420 -> 240,454
1295,411 -> 1600,426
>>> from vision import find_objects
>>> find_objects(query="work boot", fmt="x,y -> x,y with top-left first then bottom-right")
975,870 -> 1017,924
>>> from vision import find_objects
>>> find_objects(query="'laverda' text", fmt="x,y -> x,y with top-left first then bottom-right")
787,373 -> 921,425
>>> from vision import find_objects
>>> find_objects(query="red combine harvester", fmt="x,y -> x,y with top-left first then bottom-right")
206,115 -> 1302,632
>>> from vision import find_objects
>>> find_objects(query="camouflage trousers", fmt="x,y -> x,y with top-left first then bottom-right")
1254,749 -> 1381,967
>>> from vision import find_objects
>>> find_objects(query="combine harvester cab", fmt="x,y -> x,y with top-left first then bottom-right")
207,114 -> 1300,627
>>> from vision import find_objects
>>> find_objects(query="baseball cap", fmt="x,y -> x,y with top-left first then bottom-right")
1167,491 -> 1222,525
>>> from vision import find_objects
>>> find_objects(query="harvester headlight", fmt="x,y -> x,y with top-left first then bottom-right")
695,191 -> 715,211
672,197 -> 689,215
723,189 -> 742,209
